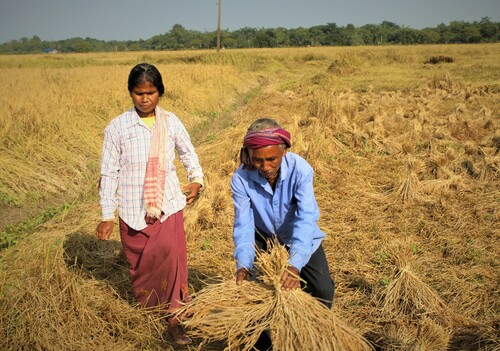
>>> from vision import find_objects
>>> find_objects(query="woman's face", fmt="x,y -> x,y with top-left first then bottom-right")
130,81 -> 160,117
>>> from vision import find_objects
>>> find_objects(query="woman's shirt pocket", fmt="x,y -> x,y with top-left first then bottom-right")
120,130 -> 150,168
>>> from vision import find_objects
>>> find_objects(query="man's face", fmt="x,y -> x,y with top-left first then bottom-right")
250,145 -> 286,181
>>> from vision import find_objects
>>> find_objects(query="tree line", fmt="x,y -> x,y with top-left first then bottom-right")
1,17 -> 498,54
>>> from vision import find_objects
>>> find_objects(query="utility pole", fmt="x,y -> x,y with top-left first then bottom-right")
217,0 -> 221,52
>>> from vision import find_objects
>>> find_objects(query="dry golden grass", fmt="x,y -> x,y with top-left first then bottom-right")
382,264 -> 458,326
1,44 -> 499,350
0,219 -> 166,350
0,56 -> 252,212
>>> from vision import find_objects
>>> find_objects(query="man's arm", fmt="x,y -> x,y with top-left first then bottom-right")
230,173 -> 256,278
288,166 -> 319,272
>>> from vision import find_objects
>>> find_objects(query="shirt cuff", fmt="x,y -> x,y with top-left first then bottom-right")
191,177 -> 204,188
236,261 -> 253,271
288,253 -> 306,272
101,209 -> 115,221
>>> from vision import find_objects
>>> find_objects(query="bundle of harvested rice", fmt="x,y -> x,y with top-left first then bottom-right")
395,159 -> 420,202
382,264 -> 459,327
412,317 -> 451,351
178,238 -> 372,351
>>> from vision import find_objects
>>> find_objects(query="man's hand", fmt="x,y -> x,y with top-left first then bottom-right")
182,182 -> 202,205
96,220 -> 114,241
280,266 -> 300,291
235,268 -> 250,286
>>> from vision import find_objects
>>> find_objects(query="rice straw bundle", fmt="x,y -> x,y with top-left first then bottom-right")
382,265 -> 458,326
413,317 -> 451,351
396,159 -> 420,202
178,238 -> 372,351
179,280 -> 275,350
268,290 -> 373,351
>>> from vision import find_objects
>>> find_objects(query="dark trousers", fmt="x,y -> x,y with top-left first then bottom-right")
253,234 -> 335,351
254,233 -> 335,308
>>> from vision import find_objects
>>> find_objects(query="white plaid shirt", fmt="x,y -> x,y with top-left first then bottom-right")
99,107 -> 204,230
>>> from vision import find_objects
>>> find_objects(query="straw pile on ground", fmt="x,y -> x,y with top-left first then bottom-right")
382,245 -> 460,327
177,238 -> 373,351
0,227 -> 167,351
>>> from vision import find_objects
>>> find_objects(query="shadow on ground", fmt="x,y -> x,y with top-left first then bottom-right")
63,231 -> 134,301
62,231 -> 223,303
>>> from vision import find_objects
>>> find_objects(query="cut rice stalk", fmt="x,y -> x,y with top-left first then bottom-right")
178,238 -> 373,351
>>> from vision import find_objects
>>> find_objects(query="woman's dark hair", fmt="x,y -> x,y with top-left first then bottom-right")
128,63 -> 165,96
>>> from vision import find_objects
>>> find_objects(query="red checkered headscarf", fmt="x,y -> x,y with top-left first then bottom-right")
243,127 -> 291,149
240,127 -> 291,169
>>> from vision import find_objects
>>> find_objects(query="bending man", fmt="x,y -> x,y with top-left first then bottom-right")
231,117 -> 335,308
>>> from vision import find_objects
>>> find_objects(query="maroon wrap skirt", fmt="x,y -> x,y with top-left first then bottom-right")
119,210 -> 190,316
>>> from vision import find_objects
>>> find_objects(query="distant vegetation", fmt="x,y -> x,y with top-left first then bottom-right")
0,17 -> 499,54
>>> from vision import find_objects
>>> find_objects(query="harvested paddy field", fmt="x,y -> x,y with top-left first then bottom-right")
1,44 -> 498,350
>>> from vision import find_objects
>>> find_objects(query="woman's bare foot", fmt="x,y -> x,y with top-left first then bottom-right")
168,323 -> 193,346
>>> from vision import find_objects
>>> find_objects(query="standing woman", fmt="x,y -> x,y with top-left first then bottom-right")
95,63 -> 203,345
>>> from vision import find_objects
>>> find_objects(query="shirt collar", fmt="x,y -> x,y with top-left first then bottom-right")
129,106 -> 164,128
128,107 -> 142,127
279,153 -> 289,180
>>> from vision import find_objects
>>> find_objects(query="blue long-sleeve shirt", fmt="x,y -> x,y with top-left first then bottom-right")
230,152 -> 325,272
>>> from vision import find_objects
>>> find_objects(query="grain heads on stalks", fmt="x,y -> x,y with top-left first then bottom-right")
368,318 -> 451,351
177,238 -> 372,351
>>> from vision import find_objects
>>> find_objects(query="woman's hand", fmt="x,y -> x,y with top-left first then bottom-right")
280,266 -> 300,291
96,220 -> 114,241
182,182 -> 202,205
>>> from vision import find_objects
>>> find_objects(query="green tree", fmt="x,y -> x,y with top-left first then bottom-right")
479,17 -> 498,41
308,26 -> 323,46
27,35 -> 43,52
1,18 -> 499,54
288,27 -> 310,46
169,24 -> 198,49
463,24 -> 482,43
63,37 -> 92,52
200,32 -> 214,49
345,24 -> 364,46
436,23 -> 453,43
389,27 -> 420,44
254,29 -> 276,48
274,27 -> 290,47
233,27 -> 257,48
420,28 -> 440,43
448,21 -> 468,43
358,25 -> 376,45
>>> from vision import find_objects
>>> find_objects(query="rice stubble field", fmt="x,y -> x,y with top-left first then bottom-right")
0,44 -> 498,350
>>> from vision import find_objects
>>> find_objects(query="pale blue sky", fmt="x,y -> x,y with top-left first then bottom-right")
0,0 -> 498,43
